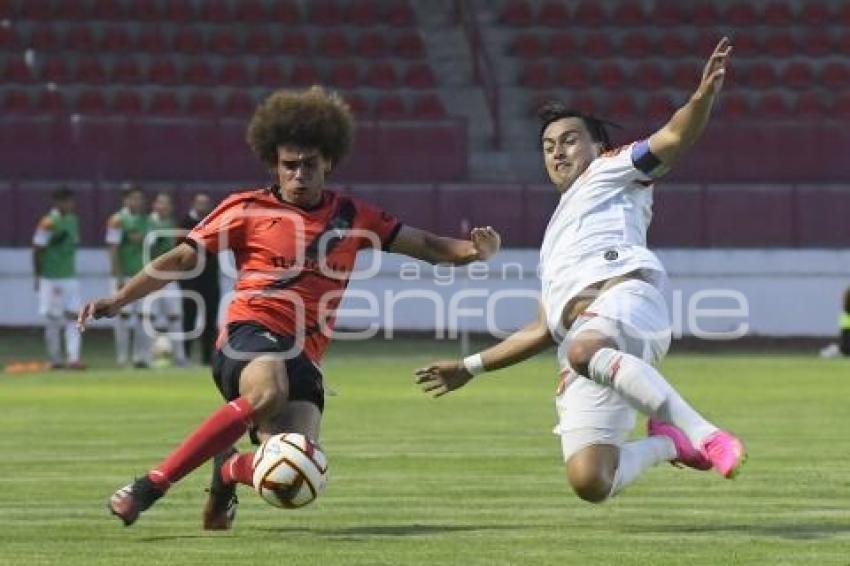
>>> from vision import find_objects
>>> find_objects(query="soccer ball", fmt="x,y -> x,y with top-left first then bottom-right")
151,336 -> 173,368
252,433 -> 328,509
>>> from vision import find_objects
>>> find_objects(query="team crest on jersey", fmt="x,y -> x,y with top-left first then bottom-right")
603,250 -> 619,261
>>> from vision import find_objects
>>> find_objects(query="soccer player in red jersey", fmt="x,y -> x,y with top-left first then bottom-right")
78,87 -> 501,528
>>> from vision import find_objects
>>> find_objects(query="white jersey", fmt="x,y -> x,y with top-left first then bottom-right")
539,140 -> 668,339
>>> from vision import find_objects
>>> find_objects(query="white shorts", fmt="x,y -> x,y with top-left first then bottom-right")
145,282 -> 183,319
39,278 -> 81,318
553,279 -> 672,462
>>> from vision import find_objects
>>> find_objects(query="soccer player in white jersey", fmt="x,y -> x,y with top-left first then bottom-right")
416,38 -> 745,503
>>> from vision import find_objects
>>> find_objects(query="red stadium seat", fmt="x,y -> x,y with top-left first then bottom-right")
41,58 -> 69,82
519,62 -> 550,88
794,91 -> 827,118
65,25 -> 97,51
101,26 -> 132,51
621,32 -> 653,58
201,0 -> 232,22
235,0 -> 265,21
375,94 -> 406,120
725,34 -> 756,57
611,2 -> 644,25
112,57 -> 142,83
164,0 -> 194,23
210,29 -> 240,54
386,1 -> 416,26
500,0 -> 532,26
148,91 -> 181,115
671,61 -> 698,90
76,57 -> 107,83
148,58 -> 179,85
596,61 -> 626,89
366,62 -> 399,88
76,90 -> 108,114
725,3 -> 758,26
403,63 -> 437,89
582,32 -> 614,58
555,62 -> 589,88
834,92 -> 850,117
137,27 -> 170,52
780,61 -> 814,90
224,91 -> 256,117
657,32 -> 691,57
3,57 -> 34,83
329,62 -> 361,89
20,0 -> 52,20
645,93 -> 676,119
538,1 -> 569,26
183,60 -> 215,86
0,0 -> 12,18
246,29 -> 276,53
30,25 -> 60,50
800,31 -> 832,57
128,0 -> 160,20
838,32 -> 850,55
396,33 -> 425,59
633,61 -> 666,90
839,4 -> 850,25
512,33 -> 542,58
344,93 -> 369,117
574,0 -> 607,25
691,2 -> 720,25
187,91 -> 219,116
569,92 -> 597,115
310,0 -> 341,26
219,60 -> 251,86
36,89 -> 66,113
174,28 -> 203,53
755,92 -> 789,118
762,31 -> 795,57
0,26 -> 21,49
718,91 -> 750,118
411,93 -> 447,119
90,0 -> 122,20
3,89 -> 32,113
605,92 -> 637,117
821,62 -> 850,89
112,90 -> 143,114
281,32 -> 310,55
271,0 -> 301,23
742,62 -> 777,89
650,3 -> 684,25
763,1 -> 793,25
800,2 -> 830,26
346,0 -> 379,25
549,34 -> 577,57
357,31 -> 389,58
289,62 -> 322,87
318,30 -> 350,58
256,61 -> 285,86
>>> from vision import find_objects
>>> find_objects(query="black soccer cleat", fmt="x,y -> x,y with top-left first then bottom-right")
203,447 -> 239,530
108,476 -> 164,527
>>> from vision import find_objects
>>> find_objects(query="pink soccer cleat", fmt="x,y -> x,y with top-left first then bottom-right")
700,430 -> 747,479
647,418 -> 712,471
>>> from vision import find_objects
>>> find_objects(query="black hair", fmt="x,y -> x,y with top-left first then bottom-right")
52,187 -> 75,201
121,184 -> 145,198
537,99 -> 617,150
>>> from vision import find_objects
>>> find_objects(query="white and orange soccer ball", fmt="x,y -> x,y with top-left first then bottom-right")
252,433 -> 328,509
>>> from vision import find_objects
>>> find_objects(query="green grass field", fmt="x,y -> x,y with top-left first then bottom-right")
2,336 -> 850,565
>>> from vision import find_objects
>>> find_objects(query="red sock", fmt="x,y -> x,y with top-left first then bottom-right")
221,452 -> 256,487
147,398 -> 255,491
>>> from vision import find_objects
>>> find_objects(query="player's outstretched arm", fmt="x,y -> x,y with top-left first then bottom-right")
77,242 -> 198,330
388,225 -> 501,265
648,37 -> 732,170
415,302 -> 553,397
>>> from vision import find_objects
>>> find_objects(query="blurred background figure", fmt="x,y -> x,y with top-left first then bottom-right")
148,192 -> 188,367
105,185 -> 150,368
32,187 -> 84,370
820,287 -> 850,358
178,192 -> 220,365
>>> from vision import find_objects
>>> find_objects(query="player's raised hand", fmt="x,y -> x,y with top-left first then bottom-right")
77,297 -> 121,332
698,37 -> 732,97
470,226 -> 501,261
415,360 -> 474,398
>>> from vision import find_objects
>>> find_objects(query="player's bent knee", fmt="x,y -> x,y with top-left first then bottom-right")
565,466 -> 612,503
567,334 -> 617,376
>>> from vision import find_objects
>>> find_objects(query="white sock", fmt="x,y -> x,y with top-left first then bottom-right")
132,316 -> 152,364
64,320 -> 81,363
588,348 -> 718,447
115,316 -> 130,365
45,317 -> 62,364
168,317 -> 186,363
609,436 -> 676,497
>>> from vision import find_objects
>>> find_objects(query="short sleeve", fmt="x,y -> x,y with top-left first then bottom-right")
186,196 -> 247,253
355,200 -> 402,251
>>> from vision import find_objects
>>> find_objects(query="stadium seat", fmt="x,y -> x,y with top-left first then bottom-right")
549,34 -> 577,57
137,27 -> 170,52
219,60 -> 251,86
128,0 -> 161,20
3,57 -> 34,83
657,32 -> 691,57
717,91 -> 750,118
500,0 -> 532,26
574,0 -> 607,25
800,31 -> 832,57
201,0 -> 232,22
183,60 -> 215,86
800,2 -> 830,26
611,2 -> 644,25
621,32 -> 652,58
650,2 -> 685,25
112,90 -> 143,114
511,33 -> 542,58
90,0 -> 122,20
633,61 -> 666,90
20,0 -> 52,20
605,92 -> 637,117
41,58 -> 69,82
148,91 -> 181,115
762,31 -> 795,57
344,93 -> 369,117
781,61 -> 814,90
537,1 -> 569,26
164,0 -> 194,23
725,3 -> 759,26
210,29 -> 240,54
0,26 -> 21,49
763,1 -> 793,25
357,32 -> 389,58
235,0 -> 265,21
555,62 -> 589,88
403,63 -> 437,89
671,61 -> 698,90
224,91 -> 256,117
30,25 -> 60,50
396,33 -> 425,59
75,57 -> 107,83
3,89 -> 31,113
0,0 -> 11,18
147,58 -> 179,85
645,93 -> 676,118
838,32 -> 850,55
411,93 -> 447,119
329,62 -> 361,89
346,0 -> 379,25
519,62 -> 550,88
724,34 -> 756,57
318,30 -> 350,58
582,32 -> 614,58
65,25 -> 97,51
567,92 -> 597,115
366,62 -> 399,88
596,61 -> 626,89
36,89 -> 66,113
187,91 -> 219,116
755,92 -> 789,118
375,94 -> 406,120
100,25 -> 132,51
289,62 -> 322,87
821,62 -> 850,89
174,28 -> 203,53
310,0 -> 342,26
834,92 -> 850,117
246,29 -> 276,54
839,3 -> 850,25
691,2 -> 720,25
256,60 -> 285,86
742,61 -> 776,89
76,90 -> 108,114
794,91 -> 827,118
281,32 -> 310,55
271,0 -> 301,23
111,57 -> 142,83
386,1 -> 416,26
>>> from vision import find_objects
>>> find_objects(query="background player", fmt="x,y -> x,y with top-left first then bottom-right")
78,86 -> 502,529
32,187 -> 84,370
416,38 -> 745,503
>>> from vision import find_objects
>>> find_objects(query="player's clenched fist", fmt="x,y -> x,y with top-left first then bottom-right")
77,297 -> 121,331
470,226 -> 501,261
415,360 -> 474,398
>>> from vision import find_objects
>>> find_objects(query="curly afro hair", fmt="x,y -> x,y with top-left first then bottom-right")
246,86 -> 354,170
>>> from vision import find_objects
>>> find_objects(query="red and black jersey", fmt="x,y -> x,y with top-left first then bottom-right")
187,187 -> 401,363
